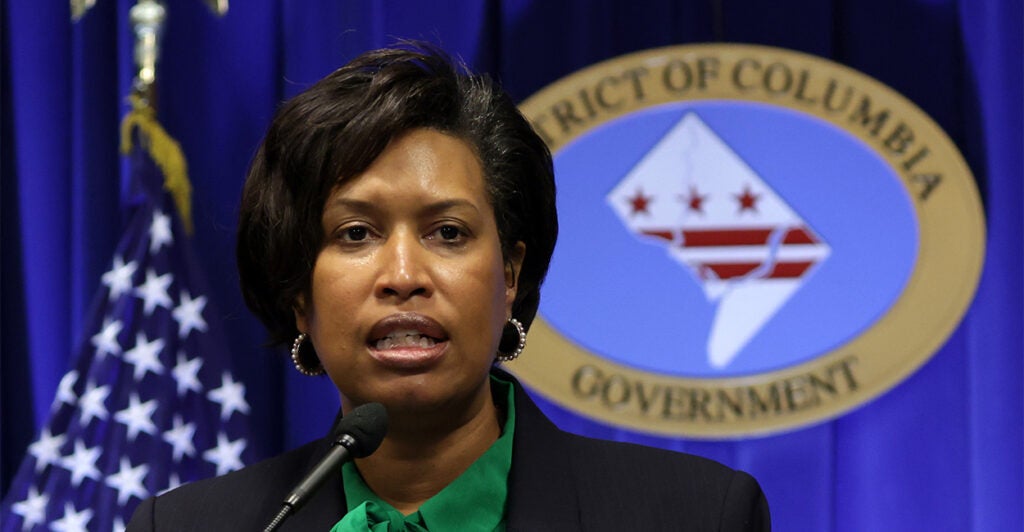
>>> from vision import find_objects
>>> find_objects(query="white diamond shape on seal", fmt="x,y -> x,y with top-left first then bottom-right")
608,112 -> 831,369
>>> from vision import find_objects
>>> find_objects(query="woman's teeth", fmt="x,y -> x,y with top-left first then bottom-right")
374,331 -> 438,350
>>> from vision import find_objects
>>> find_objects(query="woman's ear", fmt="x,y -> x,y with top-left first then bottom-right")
505,242 -> 526,310
293,295 -> 309,333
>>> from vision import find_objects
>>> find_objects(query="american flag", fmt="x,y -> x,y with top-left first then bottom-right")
1,117 -> 254,531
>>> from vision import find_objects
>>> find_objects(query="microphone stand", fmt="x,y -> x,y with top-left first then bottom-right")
262,402 -> 387,531
262,434 -> 358,532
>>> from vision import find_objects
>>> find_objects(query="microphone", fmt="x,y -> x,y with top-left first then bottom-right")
263,402 -> 389,532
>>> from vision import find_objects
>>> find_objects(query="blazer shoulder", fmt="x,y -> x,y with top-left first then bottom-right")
569,433 -> 733,476
564,434 -> 770,531
504,372 -> 769,530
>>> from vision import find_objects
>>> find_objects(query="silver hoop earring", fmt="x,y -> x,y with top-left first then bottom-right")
497,318 -> 526,362
291,333 -> 325,376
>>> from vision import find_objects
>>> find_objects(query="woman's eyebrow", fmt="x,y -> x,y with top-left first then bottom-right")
420,199 -> 480,217
323,197 -> 481,218
323,197 -> 377,214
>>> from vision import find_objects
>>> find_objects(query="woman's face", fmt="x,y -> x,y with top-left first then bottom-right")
295,128 -> 524,418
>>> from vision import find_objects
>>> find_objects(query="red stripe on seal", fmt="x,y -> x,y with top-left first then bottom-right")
767,261 -> 815,278
782,227 -> 818,245
701,260 -> 816,280
683,229 -> 772,247
641,229 -> 675,241
705,262 -> 761,279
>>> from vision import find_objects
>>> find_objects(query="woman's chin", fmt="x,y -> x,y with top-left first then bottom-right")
346,372 -> 488,421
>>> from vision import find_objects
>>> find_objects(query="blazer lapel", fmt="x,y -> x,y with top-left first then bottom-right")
504,378 -> 583,531
281,412 -> 349,531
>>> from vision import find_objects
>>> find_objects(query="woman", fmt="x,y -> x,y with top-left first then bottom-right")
128,45 -> 770,531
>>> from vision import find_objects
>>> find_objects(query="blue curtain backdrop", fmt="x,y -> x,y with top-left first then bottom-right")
2,1 -> 1020,530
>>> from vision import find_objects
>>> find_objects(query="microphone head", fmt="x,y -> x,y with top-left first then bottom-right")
334,402 -> 388,458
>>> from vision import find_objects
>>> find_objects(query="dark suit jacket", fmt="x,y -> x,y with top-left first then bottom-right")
128,375 -> 769,531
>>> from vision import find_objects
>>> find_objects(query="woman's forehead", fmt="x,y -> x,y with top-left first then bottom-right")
323,129 -> 492,215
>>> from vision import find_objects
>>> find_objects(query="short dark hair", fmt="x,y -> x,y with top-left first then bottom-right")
236,44 -> 558,349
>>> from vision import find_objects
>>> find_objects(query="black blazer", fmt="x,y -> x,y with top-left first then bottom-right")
128,374 -> 769,531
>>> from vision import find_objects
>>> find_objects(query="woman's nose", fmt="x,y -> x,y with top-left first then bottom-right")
374,230 -> 432,301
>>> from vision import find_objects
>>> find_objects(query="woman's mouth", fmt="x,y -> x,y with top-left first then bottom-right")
367,313 -> 449,369
373,330 -> 440,350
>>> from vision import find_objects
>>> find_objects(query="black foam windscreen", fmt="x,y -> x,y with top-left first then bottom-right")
334,402 -> 388,457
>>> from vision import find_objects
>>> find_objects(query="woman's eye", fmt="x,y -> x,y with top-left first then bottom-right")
341,226 -> 368,241
426,224 -> 467,245
438,225 -> 461,240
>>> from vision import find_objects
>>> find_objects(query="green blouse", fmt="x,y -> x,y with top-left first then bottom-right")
331,377 -> 515,531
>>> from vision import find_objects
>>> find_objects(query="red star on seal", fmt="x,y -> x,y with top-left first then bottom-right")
680,186 -> 707,213
735,185 -> 760,213
627,188 -> 653,216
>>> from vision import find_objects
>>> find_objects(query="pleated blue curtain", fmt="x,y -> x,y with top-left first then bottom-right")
3,1 -> 1020,530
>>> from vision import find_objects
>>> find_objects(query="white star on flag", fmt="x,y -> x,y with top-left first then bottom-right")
123,332 -> 166,381
77,381 -> 111,425
173,351 -> 204,396
91,318 -> 124,359
208,372 -> 251,421
53,370 -> 79,410
11,486 -> 49,529
106,458 -> 151,506
61,440 -> 102,487
114,394 -> 159,441
163,415 -> 197,461
608,112 -> 830,368
134,268 -> 174,316
173,290 -> 208,338
101,256 -> 138,301
28,428 -> 66,473
50,502 -> 93,532
203,432 -> 247,476
149,210 -> 174,253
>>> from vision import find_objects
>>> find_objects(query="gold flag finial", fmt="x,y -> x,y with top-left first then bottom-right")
129,0 -> 167,104
74,0 -> 225,22
203,0 -> 229,16
71,0 -> 98,21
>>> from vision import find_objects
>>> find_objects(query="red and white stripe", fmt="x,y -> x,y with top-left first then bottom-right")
641,225 -> 828,281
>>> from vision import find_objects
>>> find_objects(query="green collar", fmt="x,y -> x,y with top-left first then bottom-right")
334,376 -> 515,531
